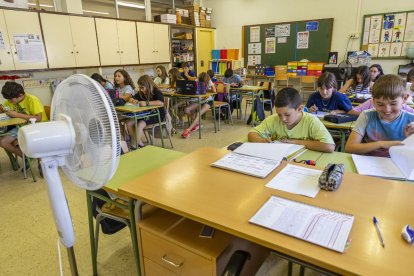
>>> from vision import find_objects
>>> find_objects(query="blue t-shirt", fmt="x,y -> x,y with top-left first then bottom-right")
180,70 -> 196,80
306,91 -> 352,112
221,74 -> 243,86
353,110 -> 414,157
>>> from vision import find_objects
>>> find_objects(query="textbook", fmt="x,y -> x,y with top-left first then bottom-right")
211,143 -> 305,178
249,195 -> 354,253
352,135 -> 414,181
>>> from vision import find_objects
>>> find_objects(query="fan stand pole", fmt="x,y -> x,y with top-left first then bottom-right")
67,246 -> 79,276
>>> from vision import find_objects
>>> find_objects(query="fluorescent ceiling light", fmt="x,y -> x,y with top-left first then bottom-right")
117,1 -> 145,9
83,10 -> 110,15
28,3 -> 54,8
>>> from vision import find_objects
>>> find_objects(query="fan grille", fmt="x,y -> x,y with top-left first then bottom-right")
51,75 -> 121,190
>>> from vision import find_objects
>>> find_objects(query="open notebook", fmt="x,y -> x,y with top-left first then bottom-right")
211,143 -> 306,178
352,135 -> 414,181
250,196 -> 354,253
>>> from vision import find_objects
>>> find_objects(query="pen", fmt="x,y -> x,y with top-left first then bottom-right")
373,216 -> 385,248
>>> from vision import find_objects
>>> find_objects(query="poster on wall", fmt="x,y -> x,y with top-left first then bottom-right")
265,27 -> 275,38
392,27 -> 404,42
328,52 -> 338,64
248,43 -> 261,54
378,43 -> 390,57
277,37 -> 287,43
394,13 -> 407,29
405,12 -> 414,41
265,37 -> 276,54
297,31 -> 309,49
306,21 -> 319,31
383,14 -> 395,29
13,34 -> 46,63
275,24 -> 290,37
248,55 -> 261,66
369,29 -> 380,43
370,15 -> 382,30
367,44 -> 379,57
380,28 -> 392,43
402,42 -> 414,56
250,26 -> 260,42
389,42 -> 402,56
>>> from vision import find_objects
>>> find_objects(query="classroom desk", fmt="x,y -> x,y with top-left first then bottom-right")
230,85 -> 266,125
162,91 -> 217,138
320,119 -> 355,152
119,147 -> 414,276
86,146 -> 185,276
116,105 -> 164,148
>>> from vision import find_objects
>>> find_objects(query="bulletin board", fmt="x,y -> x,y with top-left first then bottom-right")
361,10 -> 414,59
242,18 -> 333,67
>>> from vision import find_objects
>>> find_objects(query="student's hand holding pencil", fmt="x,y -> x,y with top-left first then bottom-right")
308,104 -> 318,113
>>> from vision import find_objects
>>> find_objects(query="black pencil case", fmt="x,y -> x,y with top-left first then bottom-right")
324,114 -> 358,124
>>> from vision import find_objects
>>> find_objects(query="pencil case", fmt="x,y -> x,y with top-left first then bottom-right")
318,163 -> 344,191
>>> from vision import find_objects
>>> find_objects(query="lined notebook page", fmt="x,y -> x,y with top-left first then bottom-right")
249,196 -> 354,253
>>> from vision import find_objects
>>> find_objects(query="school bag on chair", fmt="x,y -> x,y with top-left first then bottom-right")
247,95 -> 265,125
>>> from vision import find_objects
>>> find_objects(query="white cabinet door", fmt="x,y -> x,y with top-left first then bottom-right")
136,22 -> 155,64
4,10 -> 47,70
0,10 -> 15,70
117,20 -> 139,65
95,18 -> 120,66
153,24 -> 170,63
40,13 -> 75,68
70,16 -> 100,67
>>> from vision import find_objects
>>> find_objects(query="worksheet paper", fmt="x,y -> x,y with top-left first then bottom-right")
233,143 -> 292,161
211,152 -> 280,178
266,164 -> 321,198
249,196 -> 354,253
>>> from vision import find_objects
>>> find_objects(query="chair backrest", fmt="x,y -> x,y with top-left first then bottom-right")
257,81 -> 272,90
300,76 -> 317,89
216,82 -> 230,94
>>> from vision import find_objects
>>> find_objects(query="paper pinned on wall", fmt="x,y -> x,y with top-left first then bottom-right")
275,24 -> 290,37
265,26 -> 275,38
402,42 -> 414,57
248,55 -> 261,66
362,31 -> 370,45
250,26 -> 260,42
277,37 -> 287,44
370,15 -> 382,30
389,42 -> 402,56
13,34 -> 46,63
369,29 -> 380,43
265,37 -> 276,54
367,43 -> 379,57
306,21 -> 318,31
405,12 -> 414,41
364,17 -> 371,31
394,13 -> 407,29
248,43 -> 262,54
0,31 -> 5,49
297,31 -> 309,49
392,27 -> 404,42
380,28 -> 392,43
378,43 -> 390,57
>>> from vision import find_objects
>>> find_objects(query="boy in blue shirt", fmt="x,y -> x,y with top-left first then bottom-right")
345,74 -> 414,157
307,72 -> 352,114
180,62 -> 196,81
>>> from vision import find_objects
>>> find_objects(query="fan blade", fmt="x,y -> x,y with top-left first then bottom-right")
42,158 -> 75,248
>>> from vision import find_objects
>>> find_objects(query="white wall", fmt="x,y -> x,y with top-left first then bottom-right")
204,0 -> 413,73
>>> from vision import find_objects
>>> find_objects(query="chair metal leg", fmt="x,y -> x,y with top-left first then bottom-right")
218,107 -> 221,131
86,192 -> 98,276
299,265 -> 305,276
94,214 -> 103,255
166,125 -> 174,148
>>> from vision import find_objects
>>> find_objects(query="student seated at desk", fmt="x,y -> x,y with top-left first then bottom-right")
248,87 -> 335,153
168,67 -> 183,88
90,73 -> 114,90
207,69 -> 218,83
306,72 -> 352,114
114,69 -> 136,102
181,72 -> 216,138
339,65 -> 373,98
180,62 -> 197,81
154,65 -> 170,86
370,64 -> 384,83
0,81 -> 47,157
345,75 -> 414,157
126,75 -> 165,149
221,68 -> 244,88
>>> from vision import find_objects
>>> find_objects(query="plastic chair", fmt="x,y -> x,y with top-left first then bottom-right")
299,76 -> 317,102
244,82 -> 274,119
212,83 -> 233,131
144,101 -> 173,148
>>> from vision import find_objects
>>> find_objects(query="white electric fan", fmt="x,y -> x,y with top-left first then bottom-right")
18,74 -> 121,275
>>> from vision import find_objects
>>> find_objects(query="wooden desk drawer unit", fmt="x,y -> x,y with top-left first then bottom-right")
138,208 -> 268,276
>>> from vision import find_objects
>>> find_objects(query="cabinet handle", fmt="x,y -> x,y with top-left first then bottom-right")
117,50 -> 119,53
120,51 -> 123,53
7,51 -> 10,54
161,254 -> 184,268
76,51 -> 79,54
14,51 -> 17,54
71,51 -> 74,54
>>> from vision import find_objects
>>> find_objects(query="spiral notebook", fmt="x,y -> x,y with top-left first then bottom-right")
249,195 -> 354,253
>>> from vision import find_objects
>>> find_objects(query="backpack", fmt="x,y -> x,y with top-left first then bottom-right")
247,95 -> 265,125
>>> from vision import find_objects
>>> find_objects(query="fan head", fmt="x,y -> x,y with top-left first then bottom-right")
338,61 -> 352,81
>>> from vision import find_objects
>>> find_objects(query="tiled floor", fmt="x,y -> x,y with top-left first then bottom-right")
0,113 -> 253,275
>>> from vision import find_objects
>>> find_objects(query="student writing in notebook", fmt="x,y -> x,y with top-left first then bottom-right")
345,74 -> 414,157
180,62 -> 197,81
248,88 -> 335,152
306,72 -> 352,114
339,65 -> 373,97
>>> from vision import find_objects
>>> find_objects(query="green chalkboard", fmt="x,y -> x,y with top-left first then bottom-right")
243,18 -> 333,67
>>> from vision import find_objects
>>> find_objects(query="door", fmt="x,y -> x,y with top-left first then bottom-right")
153,24 -> 170,63
196,28 -> 215,74
136,22 -> 155,64
4,10 -> 47,70
0,10 -> 15,70
117,20 -> 139,65
95,18 -> 121,66
70,16 -> 100,67
40,13 -> 75,68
